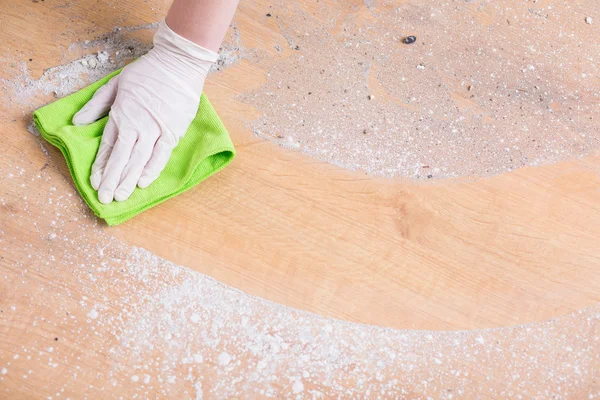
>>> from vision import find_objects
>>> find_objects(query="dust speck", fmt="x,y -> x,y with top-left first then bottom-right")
217,352 -> 232,366
292,379 -> 304,393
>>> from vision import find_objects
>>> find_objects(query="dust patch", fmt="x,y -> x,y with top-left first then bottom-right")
2,21 -> 245,107
2,24 -> 156,105
240,2 -> 600,180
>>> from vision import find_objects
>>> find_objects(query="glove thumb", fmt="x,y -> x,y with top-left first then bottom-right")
72,75 -> 120,125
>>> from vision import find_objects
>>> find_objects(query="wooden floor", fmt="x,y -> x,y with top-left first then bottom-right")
1,0 -> 599,397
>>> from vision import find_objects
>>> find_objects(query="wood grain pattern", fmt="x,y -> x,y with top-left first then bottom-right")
2,0 -> 600,330
0,0 -> 599,397
111,0 -> 600,330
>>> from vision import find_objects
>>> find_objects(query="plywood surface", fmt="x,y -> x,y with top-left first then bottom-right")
117,0 -> 600,330
0,0 -> 599,397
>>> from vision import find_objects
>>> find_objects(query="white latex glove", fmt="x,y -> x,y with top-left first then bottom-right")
72,19 -> 219,204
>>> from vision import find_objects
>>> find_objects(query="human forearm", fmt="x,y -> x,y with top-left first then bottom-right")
165,0 -> 240,52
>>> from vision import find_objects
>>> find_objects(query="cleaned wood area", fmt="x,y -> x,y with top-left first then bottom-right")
114,0 -> 600,331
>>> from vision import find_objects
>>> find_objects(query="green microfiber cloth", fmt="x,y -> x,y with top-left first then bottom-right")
33,69 -> 235,226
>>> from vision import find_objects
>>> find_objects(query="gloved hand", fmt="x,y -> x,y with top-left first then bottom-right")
72,19 -> 219,204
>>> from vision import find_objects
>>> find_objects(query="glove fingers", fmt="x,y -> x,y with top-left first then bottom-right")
113,136 -> 156,202
72,75 -> 120,126
90,117 -> 118,190
137,135 -> 177,189
97,132 -> 137,204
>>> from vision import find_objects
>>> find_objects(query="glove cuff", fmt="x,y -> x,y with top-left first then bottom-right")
154,19 -> 220,64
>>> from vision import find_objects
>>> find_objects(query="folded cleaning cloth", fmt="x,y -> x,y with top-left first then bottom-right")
33,69 -> 235,226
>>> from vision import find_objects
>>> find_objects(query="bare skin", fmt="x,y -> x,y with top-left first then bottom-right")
166,0 -> 240,51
